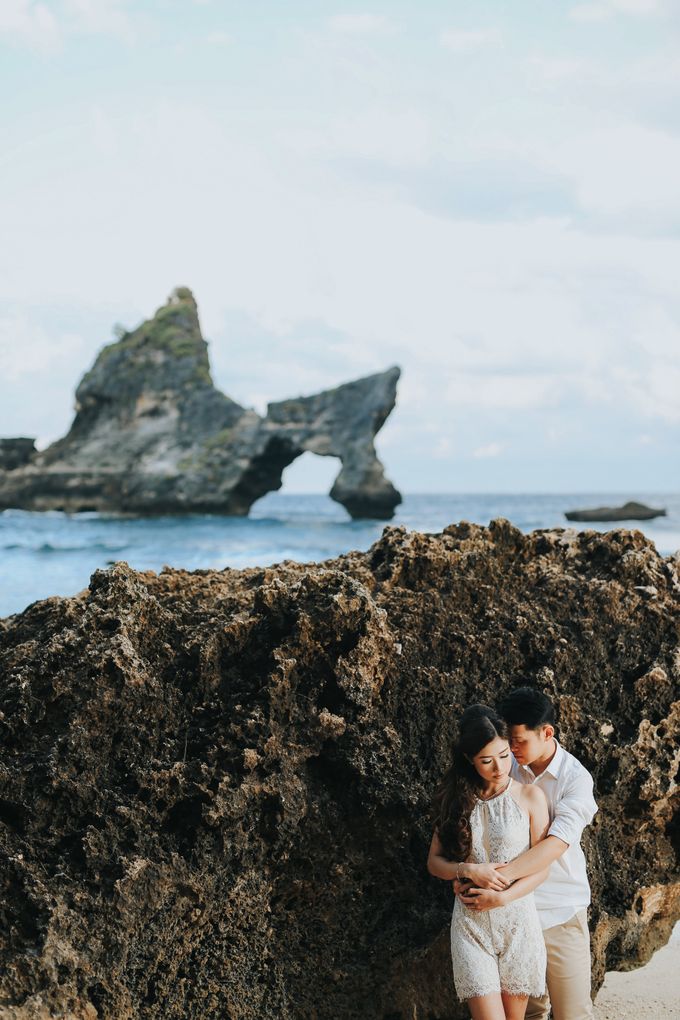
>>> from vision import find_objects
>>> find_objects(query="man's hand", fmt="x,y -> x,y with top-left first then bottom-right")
452,878 -> 473,896
459,887 -> 504,912
462,862 -> 510,890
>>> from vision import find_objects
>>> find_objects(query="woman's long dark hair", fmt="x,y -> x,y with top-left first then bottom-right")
432,704 -> 509,861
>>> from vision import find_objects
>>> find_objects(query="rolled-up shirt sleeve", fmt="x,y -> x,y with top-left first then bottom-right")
548,770 -> 598,846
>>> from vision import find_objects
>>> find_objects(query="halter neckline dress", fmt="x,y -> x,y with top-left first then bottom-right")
450,777 -> 547,1002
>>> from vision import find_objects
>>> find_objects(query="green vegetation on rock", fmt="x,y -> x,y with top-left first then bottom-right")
94,290 -> 212,388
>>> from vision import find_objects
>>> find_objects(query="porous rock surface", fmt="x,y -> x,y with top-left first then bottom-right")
0,288 -> 401,520
0,521 -> 678,1019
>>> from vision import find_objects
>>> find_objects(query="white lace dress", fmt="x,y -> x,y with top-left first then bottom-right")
450,779 -> 547,1001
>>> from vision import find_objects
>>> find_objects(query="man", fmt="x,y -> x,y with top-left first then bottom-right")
459,687 -> 598,1020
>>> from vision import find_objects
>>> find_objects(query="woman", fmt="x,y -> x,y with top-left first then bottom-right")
427,705 -> 550,1020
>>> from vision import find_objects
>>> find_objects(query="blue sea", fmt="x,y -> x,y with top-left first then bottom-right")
1,492 -> 678,618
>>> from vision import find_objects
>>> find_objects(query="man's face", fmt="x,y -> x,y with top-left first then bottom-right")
508,724 -> 552,766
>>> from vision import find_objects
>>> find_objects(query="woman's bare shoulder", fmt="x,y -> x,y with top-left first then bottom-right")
516,783 -> 548,807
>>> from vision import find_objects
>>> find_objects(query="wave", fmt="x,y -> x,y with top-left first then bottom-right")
2,542 -> 129,554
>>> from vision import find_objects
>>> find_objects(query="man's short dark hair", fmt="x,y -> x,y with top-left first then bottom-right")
498,686 -> 556,730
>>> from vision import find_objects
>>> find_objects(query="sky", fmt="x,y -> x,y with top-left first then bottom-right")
1,0 -> 679,494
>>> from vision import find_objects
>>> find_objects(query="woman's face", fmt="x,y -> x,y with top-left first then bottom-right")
470,735 -> 512,783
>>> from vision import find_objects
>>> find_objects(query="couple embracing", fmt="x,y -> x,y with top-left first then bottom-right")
428,688 -> 597,1020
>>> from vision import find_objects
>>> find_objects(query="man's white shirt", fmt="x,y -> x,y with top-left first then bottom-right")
511,739 -> 598,930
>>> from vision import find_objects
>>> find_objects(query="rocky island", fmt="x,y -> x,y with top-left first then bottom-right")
0,288 -> 401,520
565,501 -> 667,523
0,521 -> 677,1019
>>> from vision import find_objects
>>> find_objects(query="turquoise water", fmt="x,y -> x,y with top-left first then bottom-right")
1,492 -> 678,618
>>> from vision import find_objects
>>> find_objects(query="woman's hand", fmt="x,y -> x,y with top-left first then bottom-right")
459,887 -> 504,911
461,862 -> 510,890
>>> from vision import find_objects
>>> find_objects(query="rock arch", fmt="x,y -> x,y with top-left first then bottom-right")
0,288 -> 402,520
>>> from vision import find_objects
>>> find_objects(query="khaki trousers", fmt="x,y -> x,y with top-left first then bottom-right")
526,909 -> 593,1020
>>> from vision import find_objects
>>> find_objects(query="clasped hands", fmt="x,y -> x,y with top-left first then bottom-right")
454,862 -> 510,912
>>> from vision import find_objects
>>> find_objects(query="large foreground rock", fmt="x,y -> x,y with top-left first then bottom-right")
0,288 -> 401,520
0,522 -> 678,1019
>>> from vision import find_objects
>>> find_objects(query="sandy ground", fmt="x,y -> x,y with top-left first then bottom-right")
593,931 -> 680,1019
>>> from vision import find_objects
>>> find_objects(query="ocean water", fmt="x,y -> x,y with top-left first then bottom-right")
1,492 -> 678,618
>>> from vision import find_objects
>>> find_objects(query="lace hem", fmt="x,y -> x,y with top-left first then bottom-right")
501,986 -> 545,998
456,982 -> 502,1003
458,984 -> 545,1003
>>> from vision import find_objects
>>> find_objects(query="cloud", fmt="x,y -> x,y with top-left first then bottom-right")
551,123 -> 680,235
3,95 -> 676,438
206,30 -> 230,46
328,13 -> 391,35
335,155 -> 575,223
61,0 -> 136,42
472,442 -> 505,459
612,0 -> 665,10
446,374 -> 559,411
570,0 -> 666,21
0,0 -> 139,50
0,311 -> 84,382
433,436 -> 454,460
0,1 -> 60,51
613,362 -> 680,424
528,55 -> 585,81
294,106 -> 432,165
328,110 -> 680,236
90,105 -> 118,156
440,28 -> 502,53
570,3 -> 618,21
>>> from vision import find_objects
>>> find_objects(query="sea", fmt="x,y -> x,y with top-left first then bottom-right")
1,492 -> 678,619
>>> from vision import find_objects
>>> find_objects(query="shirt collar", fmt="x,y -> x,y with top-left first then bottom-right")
518,738 -> 565,780
542,738 -> 565,779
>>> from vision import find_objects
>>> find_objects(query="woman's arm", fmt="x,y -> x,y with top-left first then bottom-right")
426,828 -> 458,880
427,828 -> 510,889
